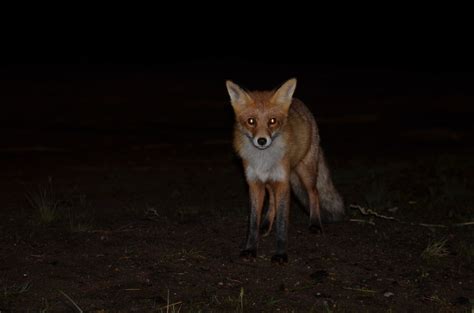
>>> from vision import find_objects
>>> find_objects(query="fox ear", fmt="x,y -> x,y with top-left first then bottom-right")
272,78 -> 297,109
226,80 -> 250,109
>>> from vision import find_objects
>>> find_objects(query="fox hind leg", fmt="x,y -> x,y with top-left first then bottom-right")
295,162 -> 323,234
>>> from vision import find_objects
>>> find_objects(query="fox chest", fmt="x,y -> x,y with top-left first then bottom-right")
239,141 -> 287,183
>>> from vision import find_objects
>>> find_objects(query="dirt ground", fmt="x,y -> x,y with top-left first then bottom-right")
0,68 -> 473,312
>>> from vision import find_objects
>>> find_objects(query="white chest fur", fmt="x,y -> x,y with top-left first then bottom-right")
239,137 -> 287,182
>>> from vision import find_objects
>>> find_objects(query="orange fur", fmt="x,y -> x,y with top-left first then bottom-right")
226,78 -> 344,263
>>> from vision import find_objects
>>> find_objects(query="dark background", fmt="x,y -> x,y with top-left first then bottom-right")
1,25 -> 473,312
1,46 -> 473,152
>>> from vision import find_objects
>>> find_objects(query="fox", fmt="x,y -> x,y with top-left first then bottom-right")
225,78 -> 345,264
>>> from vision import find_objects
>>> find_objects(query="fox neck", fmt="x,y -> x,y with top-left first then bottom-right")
238,134 -> 288,183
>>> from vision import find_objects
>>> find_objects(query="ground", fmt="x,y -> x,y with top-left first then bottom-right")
0,68 -> 473,312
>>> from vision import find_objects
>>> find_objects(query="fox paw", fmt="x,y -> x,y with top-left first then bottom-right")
260,222 -> 271,237
240,249 -> 257,259
271,253 -> 288,264
309,223 -> 324,234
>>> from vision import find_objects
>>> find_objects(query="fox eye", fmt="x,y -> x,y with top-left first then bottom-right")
269,118 -> 277,125
247,118 -> 256,125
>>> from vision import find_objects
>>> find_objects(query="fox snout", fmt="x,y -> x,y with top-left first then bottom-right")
253,135 -> 272,150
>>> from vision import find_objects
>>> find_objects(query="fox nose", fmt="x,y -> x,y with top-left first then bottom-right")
257,137 -> 267,146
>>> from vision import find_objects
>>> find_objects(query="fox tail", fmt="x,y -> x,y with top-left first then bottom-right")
291,149 -> 345,223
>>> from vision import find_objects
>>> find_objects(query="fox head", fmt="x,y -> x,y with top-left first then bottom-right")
225,78 -> 297,150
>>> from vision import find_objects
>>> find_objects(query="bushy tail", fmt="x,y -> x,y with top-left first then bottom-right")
290,149 -> 345,223
316,149 -> 345,222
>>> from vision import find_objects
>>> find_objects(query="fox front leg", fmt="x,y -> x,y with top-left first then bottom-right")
240,180 -> 265,259
260,184 -> 276,237
270,181 -> 291,264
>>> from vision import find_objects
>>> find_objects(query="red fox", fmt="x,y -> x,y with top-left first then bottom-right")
225,78 -> 345,264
